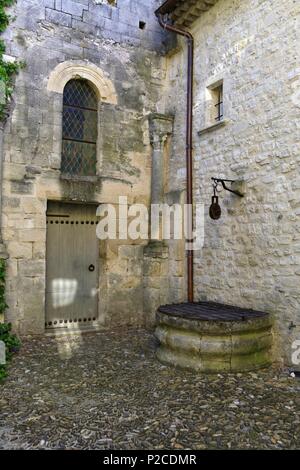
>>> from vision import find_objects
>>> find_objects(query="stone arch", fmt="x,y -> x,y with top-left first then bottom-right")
47,60 -> 118,105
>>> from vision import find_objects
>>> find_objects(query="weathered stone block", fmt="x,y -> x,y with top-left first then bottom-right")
10,180 -> 34,195
18,260 -> 45,278
45,8 -> 72,27
21,229 -> 46,243
7,242 -> 32,260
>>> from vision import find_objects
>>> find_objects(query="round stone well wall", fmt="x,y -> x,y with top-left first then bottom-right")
155,302 -> 274,373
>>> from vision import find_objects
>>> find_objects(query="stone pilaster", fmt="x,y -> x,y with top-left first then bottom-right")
143,114 -> 174,324
148,113 -> 174,206
148,113 -> 174,243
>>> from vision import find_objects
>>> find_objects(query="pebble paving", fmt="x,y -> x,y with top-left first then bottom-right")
0,329 -> 299,450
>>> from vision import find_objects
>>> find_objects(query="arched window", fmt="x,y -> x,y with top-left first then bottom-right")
61,79 -> 98,176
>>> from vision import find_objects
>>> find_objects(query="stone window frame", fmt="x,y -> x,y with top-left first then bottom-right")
208,80 -> 223,123
47,61 -> 118,180
199,76 -> 228,136
61,79 -> 99,177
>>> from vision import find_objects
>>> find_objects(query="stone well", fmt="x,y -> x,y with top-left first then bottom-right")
155,302 -> 274,372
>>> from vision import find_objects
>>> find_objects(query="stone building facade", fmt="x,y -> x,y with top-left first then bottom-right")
0,0 -> 181,334
0,0 -> 299,364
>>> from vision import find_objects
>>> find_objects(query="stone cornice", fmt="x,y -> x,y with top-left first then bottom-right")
157,0 -> 219,28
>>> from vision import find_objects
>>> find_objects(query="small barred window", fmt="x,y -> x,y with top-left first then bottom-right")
205,79 -> 224,127
61,79 -> 98,176
214,84 -> 223,122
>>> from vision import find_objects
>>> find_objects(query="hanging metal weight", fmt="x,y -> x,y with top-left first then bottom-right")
209,188 -> 222,220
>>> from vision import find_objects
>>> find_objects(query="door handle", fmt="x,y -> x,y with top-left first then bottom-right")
88,264 -> 95,272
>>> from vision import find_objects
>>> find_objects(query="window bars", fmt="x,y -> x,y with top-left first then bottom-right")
215,85 -> 223,122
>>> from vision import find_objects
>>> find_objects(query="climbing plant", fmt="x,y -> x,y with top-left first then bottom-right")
0,0 -> 22,121
0,260 -> 20,381
0,260 -> 19,381
0,1 -> 22,381
0,258 -> 7,314
0,322 -> 21,381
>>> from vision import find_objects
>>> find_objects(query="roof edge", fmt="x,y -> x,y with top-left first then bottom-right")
155,0 -> 178,16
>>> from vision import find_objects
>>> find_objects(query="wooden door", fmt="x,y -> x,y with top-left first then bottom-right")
46,202 -> 99,329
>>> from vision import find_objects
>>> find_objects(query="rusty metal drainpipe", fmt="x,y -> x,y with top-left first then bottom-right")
156,13 -> 194,303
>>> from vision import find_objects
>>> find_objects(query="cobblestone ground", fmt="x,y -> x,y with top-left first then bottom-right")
0,329 -> 299,450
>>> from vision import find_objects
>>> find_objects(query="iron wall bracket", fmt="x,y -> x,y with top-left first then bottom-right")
211,178 -> 244,198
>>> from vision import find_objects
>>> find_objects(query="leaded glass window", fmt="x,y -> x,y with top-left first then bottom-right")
61,79 -> 98,176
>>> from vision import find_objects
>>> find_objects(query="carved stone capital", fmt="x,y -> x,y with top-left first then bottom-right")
148,113 -> 174,146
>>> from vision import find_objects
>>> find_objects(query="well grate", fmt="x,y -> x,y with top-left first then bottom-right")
157,301 -> 269,322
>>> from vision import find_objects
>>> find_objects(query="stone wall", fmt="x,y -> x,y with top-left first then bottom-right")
0,0 -> 171,334
164,0 -> 300,363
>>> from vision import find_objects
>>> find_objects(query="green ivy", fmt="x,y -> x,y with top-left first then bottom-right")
0,1 -> 22,381
0,0 -> 22,121
0,260 -> 19,382
0,258 -> 7,314
0,322 -> 20,358
0,322 -> 21,381
0,1 -> 12,33
0,258 -> 7,380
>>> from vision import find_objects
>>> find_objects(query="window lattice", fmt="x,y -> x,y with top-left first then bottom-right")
61,80 -> 98,176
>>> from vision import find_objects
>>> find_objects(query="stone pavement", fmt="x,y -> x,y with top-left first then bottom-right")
0,329 -> 299,450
